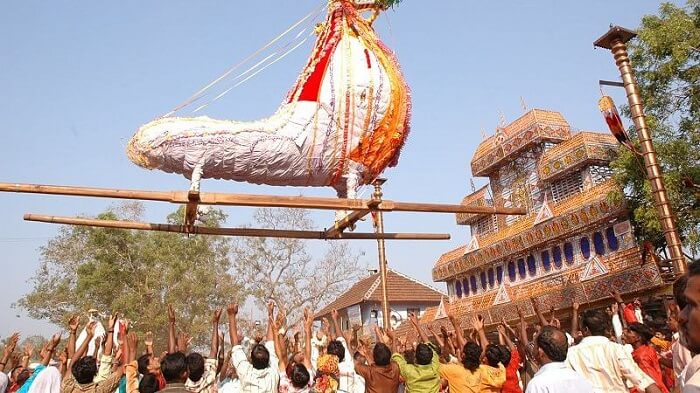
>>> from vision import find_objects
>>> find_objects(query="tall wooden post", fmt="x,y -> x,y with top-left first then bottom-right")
372,178 -> 391,328
595,26 -> 687,275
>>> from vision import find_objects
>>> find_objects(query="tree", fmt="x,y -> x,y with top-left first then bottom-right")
19,202 -> 244,350
611,0 -> 700,255
231,208 -> 365,327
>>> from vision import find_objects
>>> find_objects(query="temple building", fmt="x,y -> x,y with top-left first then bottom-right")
419,109 -> 666,327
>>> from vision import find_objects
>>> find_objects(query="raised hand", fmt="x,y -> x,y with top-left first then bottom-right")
168,305 -> 176,323
68,315 -> 80,332
23,343 -> 34,358
86,321 -> 97,337
94,336 -> 103,348
516,305 -> 524,319
611,302 -> 619,315
408,312 -> 419,326
331,309 -> 339,321
226,303 -> 239,317
144,331 -> 154,347
496,324 -> 506,335
58,348 -> 68,364
573,301 -> 580,311
303,308 -> 314,328
352,323 -> 362,333
6,332 -> 20,352
108,312 -> 119,330
530,297 -> 540,312
49,333 -> 61,349
212,308 -> 223,324
470,315 -> 484,331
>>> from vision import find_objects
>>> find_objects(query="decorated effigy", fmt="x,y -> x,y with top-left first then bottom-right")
127,0 -> 410,202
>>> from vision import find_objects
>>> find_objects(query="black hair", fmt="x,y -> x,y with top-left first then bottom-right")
373,343 -> 391,367
186,352 -> 205,382
484,344 -> 501,367
415,343 -> 433,365
139,373 -> 160,393
629,322 -> 654,344
71,356 -> 98,384
161,352 -> 188,383
403,349 -> 416,365
290,363 -> 311,389
327,340 -> 346,363
353,351 -> 365,361
138,354 -> 152,375
15,369 -> 31,386
536,326 -> 569,362
581,309 -> 610,336
498,345 -> 512,367
462,342 -> 481,372
251,344 -> 270,370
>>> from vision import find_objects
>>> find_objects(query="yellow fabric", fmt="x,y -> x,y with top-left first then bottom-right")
438,363 -> 481,393
478,364 -> 506,393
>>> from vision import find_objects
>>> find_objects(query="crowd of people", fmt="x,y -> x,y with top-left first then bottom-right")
1,261 -> 700,393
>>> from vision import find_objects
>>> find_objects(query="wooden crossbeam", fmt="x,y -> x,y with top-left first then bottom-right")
23,214 -> 451,241
0,183 -> 526,215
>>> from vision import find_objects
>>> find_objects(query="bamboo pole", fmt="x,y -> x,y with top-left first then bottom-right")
23,214 -> 451,241
595,26 -> 686,275
0,182 -> 526,215
373,179 -> 391,330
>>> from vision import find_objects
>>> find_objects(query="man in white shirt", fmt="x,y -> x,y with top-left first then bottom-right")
526,326 -> 593,393
679,262 -> 700,392
565,309 -> 662,393
329,310 -> 364,393
227,303 -> 279,393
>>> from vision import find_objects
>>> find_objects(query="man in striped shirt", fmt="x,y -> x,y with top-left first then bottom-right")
565,309 -> 663,393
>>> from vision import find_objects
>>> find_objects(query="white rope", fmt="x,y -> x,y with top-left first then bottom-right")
162,2 -> 326,118
192,29 -> 316,114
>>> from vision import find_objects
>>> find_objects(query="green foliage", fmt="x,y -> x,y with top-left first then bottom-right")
377,0 -> 403,9
18,202 -> 243,350
611,0 -> 700,255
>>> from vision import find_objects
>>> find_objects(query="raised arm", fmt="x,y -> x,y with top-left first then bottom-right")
267,301 -> 285,371
67,315 -> 80,358
303,308 -> 313,370
104,312 -> 118,358
0,332 -> 19,372
497,324 -> 516,351
67,321 -> 96,377
448,313 -> 466,350
210,308 -> 222,359
531,298 -> 548,327
227,303 -> 240,347
571,301 -> 580,338
470,316 -> 489,352
144,331 -> 154,356
516,306 -> 530,347
331,309 -> 348,344
409,313 -> 429,344
426,324 -> 445,352
168,305 -> 177,354
41,333 -> 61,366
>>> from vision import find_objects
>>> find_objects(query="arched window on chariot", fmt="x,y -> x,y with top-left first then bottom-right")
580,236 -> 591,259
463,279 -> 470,297
541,250 -> 551,272
496,265 -> 504,284
606,227 -> 619,251
508,261 -> 517,282
480,271 -> 488,290
593,231 -> 606,255
455,280 -> 463,298
487,268 -> 495,288
552,246 -> 563,269
517,258 -> 527,279
470,275 -> 478,293
527,255 -> 537,277
564,242 -> 575,265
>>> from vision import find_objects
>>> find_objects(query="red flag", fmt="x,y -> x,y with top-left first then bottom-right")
598,96 -> 638,153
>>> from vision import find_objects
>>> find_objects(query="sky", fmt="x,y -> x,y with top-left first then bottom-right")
0,1 -> 680,337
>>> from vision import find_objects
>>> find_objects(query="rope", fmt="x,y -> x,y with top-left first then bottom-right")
192,28 -> 317,114
162,2 -> 326,118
